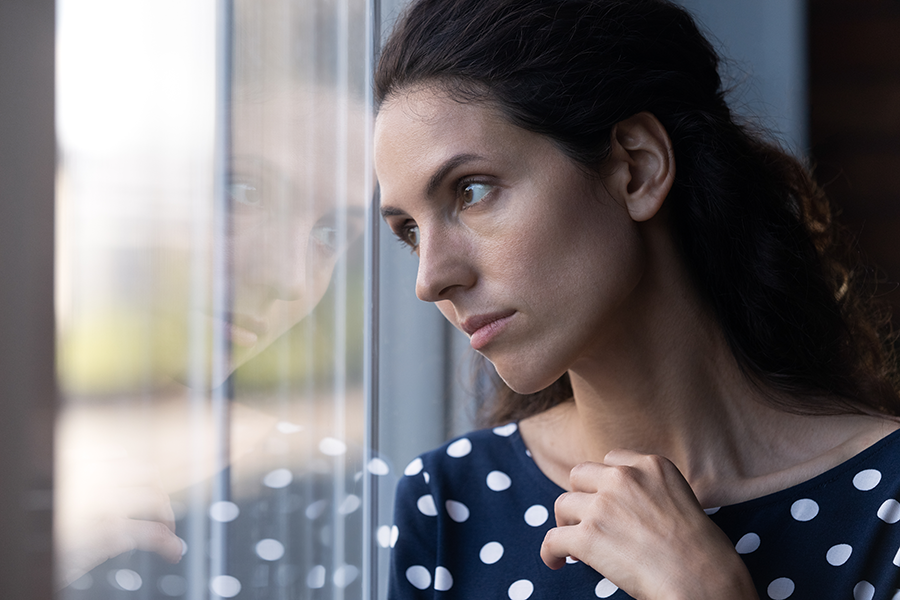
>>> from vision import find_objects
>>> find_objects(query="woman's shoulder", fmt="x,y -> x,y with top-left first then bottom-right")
400,422 -> 525,480
392,421 -> 567,509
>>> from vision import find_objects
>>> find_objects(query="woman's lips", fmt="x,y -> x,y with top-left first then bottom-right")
206,312 -> 270,348
461,310 -> 516,350
227,322 -> 259,348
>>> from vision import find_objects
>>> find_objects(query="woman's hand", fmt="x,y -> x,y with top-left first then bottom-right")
539,450 -> 758,600
55,453 -> 183,588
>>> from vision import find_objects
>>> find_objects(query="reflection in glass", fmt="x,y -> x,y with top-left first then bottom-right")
55,0 -> 371,597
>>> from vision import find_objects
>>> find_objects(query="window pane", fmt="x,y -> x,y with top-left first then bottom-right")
55,0 -> 370,597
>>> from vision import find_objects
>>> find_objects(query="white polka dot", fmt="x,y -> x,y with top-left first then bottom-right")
417,494 -> 438,516
445,500 -> 470,522
894,545 -> 900,567
892,591 -> 900,600
703,506 -> 720,515
879,499 -> 900,523
255,539 -> 285,561
158,574 -> 186,596
424,471 -> 430,484
376,525 -> 391,548
826,543 -> 852,566
115,569 -> 142,591
263,468 -> 293,488
339,494 -> 361,514
391,525 -> 399,547
367,457 -> 390,475
179,537 -> 188,556
447,438 -> 472,458
853,469 -> 882,491
434,566 -> 453,591
306,565 -> 326,589
595,578 -> 619,598
493,423 -> 518,436
735,533 -> 760,554
319,437 -> 347,456
525,449 -> 532,458
566,556 -> 579,564
854,581 -> 875,600
305,499 -> 327,520
487,471 -> 512,491
209,501 -> 240,522
210,575 -> 241,598
276,421 -> 302,434
524,504 -> 549,527
508,579 -> 534,600
404,457 -> 423,476
480,541 -> 504,564
333,564 -> 359,588
790,498 -> 819,521
767,577 -> 794,599
406,566 -> 431,590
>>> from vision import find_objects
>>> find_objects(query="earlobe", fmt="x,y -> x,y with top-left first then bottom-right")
606,112 -> 675,222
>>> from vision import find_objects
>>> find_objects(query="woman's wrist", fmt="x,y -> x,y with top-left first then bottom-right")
663,552 -> 758,600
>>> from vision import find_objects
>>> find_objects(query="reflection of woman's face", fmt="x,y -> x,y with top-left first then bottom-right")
375,88 -> 644,394
194,88 -> 367,383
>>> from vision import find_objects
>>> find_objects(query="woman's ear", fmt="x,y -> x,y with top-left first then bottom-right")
604,112 -> 675,222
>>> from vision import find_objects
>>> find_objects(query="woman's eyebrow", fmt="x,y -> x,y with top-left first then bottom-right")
380,206 -> 406,219
424,152 -> 484,198
380,152 -> 485,219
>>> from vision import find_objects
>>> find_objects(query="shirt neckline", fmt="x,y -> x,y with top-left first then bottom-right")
505,422 -> 900,512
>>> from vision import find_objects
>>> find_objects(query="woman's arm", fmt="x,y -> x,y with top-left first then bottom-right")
540,450 -> 759,600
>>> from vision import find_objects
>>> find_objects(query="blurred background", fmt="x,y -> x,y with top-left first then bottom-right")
0,0 -> 898,598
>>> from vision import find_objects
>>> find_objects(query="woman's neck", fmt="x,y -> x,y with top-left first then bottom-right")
519,218 -> 897,507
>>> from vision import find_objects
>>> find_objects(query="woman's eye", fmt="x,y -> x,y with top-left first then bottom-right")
230,181 -> 261,207
311,225 -> 340,252
401,224 -> 420,250
460,182 -> 492,208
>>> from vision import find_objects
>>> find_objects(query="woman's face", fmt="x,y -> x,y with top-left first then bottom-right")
212,87 -> 366,376
214,88 -> 366,372
374,87 -> 646,393
155,87 -> 367,387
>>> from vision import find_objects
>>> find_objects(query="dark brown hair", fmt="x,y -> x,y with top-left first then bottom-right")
375,0 -> 900,425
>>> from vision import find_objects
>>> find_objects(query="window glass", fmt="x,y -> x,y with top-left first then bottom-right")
55,0 -> 370,597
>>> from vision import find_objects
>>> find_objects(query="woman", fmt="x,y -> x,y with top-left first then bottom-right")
373,0 -> 900,598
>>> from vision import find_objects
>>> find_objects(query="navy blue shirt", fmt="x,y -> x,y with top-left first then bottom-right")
389,423 -> 900,599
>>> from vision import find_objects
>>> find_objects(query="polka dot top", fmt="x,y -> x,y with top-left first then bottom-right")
389,423 -> 900,599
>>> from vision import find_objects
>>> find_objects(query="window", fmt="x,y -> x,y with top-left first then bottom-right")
0,0 -> 808,597
55,0 -> 374,597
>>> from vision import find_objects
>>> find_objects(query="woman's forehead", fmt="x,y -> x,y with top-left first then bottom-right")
374,89 -> 528,182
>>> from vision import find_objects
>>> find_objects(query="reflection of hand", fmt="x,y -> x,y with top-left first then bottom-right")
540,450 -> 758,600
56,454 -> 183,589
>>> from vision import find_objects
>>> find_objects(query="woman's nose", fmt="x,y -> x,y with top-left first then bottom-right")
414,226 -> 476,302
255,223 -> 310,302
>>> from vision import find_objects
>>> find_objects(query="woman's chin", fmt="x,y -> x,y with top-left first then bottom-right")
493,363 -> 564,396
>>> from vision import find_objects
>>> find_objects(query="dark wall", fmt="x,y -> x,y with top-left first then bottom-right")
0,0 -> 56,597
809,0 -> 900,318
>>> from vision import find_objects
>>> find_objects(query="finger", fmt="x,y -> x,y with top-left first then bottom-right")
113,487 -> 177,531
553,490 -> 591,527
567,461 -> 606,493
99,517 -> 184,564
602,448 -> 646,467
540,525 -> 580,570
568,460 -> 643,494
605,451 -> 700,502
